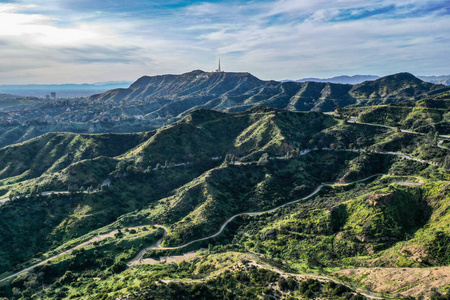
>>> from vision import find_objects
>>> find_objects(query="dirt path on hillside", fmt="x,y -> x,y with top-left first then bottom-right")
159,254 -> 383,300
127,174 -> 383,265
0,225 -> 148,284
396,176 -> 425,187
337,266 -> 450,298
1,175 -> 381,283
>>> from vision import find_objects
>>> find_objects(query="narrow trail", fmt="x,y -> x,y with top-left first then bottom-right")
348,117 -> 450,151
127,173 -> 383,264
159,255 -> 383,300
247,261 -> 384,299
127,225 -> 169,265
438,139 -> 450,150
397,176 -> 425,187
0,225 -> 148,284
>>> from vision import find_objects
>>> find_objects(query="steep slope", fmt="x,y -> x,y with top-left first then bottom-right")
0,108 -> 336,273
0,132 -> 152,184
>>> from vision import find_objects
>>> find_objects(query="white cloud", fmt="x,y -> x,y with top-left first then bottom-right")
0,1 -> 449,84
181,0 -> 450,79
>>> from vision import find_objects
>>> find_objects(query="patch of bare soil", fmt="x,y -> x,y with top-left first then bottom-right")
396,177 -> 424,187
138,251 -> 199,265
336,266 -> 450,298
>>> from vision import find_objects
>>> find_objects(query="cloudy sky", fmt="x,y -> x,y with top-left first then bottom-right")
0,0 -> 449,84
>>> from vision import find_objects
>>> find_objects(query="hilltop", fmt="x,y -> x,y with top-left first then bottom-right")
90,70 -> 264,102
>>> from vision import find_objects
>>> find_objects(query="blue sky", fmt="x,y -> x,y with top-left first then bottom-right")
0,0 -> 449,84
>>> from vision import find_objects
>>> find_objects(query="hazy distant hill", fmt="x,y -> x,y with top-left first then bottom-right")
0,81 -> 132,98
291,74 -> 450,86
294,75 -> 380,84
418,75 -> 450,86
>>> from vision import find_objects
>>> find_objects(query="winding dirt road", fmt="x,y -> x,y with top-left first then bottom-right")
157,254 -> 383,299
438,139 -> 450,150
1,118 -> 446,207
1,174 -> 383,283
127,173 -> 383,264
348,117 -> 449,151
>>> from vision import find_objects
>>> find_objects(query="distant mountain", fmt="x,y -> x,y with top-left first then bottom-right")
90,71 -> 449,113
0,81 -> 133,98
291,74 -> 450,86
90,70 -> 264,103
418,75 -> 450,86
293,75 -> 380,84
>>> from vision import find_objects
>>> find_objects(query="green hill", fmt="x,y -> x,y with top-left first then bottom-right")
348,72 -> 449,105
341,89 -> 450,134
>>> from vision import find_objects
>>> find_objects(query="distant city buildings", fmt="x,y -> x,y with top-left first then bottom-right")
46,92 -> 57,100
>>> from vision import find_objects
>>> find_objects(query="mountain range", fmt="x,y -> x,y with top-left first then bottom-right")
2,74 -> 449,101
293,75 -> 380,84
89,71 -> 449,113
292,74 -> 450,85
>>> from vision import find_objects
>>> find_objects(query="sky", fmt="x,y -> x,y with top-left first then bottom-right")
0,0 -> 449,84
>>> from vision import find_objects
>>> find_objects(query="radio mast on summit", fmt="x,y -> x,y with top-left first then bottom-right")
215,59 -> 223,73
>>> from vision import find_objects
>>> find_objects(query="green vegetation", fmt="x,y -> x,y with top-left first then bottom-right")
4,227 -> 162,299
341,89 -> 450,135
0,105 -> 449,299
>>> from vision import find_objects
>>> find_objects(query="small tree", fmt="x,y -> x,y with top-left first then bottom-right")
110,261 -> 127,274
278,277 -> 288,291
115,229 -> 124,239
60,271 -> 75,284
